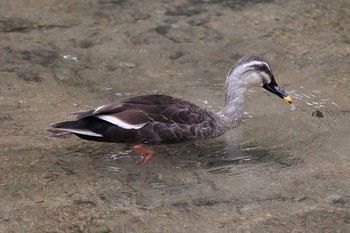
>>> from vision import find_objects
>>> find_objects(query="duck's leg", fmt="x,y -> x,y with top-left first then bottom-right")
132,145 -> 154,165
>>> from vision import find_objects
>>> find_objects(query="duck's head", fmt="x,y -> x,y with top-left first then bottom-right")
227,55 -> 292,103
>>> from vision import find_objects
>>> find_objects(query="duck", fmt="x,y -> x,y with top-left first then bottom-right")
49,55 -> 292,164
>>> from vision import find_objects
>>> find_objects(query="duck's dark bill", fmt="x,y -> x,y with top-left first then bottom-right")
263,82 -> 293,103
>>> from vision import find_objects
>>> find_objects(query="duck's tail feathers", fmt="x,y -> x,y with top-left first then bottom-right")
49,121 -> 103,138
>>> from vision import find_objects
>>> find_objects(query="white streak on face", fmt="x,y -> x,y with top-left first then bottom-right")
240,61 -> 271,71
227,61 -> 271,81
96,115 -> 147,129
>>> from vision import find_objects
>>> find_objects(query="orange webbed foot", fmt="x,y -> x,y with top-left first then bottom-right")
132,145 -> 155,165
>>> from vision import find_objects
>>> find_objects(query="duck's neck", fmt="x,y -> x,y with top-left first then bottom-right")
218,77 -> 246,127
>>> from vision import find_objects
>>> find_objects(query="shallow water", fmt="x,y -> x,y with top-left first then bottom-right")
1,0 -> 350,232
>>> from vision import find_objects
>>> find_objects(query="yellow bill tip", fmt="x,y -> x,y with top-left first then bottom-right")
283,95 -> 293,103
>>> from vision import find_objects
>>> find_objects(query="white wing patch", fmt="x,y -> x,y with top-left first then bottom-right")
58,128 -> 103,137
93,105 -> 106,114
96,115 -> 147,129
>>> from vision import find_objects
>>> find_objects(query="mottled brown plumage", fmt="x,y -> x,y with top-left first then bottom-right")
51,94 -> 222,144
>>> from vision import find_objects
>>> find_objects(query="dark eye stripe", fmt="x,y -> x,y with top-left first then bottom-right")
228,60 -> 273,79
241,64 -> 271,76
256,64 -> 270,72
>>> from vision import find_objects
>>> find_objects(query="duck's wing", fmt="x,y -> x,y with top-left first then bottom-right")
70,94 -> 207,128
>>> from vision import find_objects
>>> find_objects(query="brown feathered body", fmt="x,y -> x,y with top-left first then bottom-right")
51,94 -> 227,144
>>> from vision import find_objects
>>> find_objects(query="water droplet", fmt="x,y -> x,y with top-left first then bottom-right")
290,103 -> 296,111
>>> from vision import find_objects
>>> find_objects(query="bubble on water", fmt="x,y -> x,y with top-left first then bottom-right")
62,54 -> 79,62
290,103 -> 296,111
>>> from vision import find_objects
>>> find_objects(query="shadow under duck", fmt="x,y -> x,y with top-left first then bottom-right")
49,55 -> 292,164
